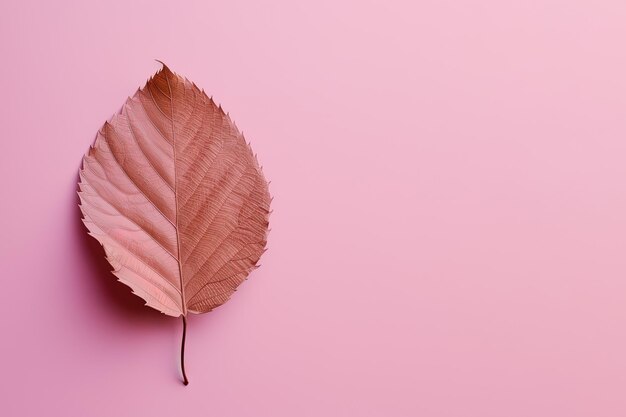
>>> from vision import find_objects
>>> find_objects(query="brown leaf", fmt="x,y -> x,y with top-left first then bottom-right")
78,63 -> 271,384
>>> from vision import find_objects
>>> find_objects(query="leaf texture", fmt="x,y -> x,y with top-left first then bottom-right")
79,64 -> 271,318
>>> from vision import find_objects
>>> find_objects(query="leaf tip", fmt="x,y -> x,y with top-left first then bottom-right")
154,59 -> 169,70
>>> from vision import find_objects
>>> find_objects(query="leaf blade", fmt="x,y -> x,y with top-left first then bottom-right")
79,64 -> 271,317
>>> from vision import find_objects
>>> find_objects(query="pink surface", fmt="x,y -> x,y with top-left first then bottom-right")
1,0 -> 626,415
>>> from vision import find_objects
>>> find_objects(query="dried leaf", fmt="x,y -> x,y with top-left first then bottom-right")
78,63 -> 271,385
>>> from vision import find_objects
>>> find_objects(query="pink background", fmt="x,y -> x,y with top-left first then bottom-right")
2,0 -> 626,415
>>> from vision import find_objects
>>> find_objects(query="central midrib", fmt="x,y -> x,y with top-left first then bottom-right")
162,67 -> 187,316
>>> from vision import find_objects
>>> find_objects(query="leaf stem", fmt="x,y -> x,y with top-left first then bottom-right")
181,315 -> 189,386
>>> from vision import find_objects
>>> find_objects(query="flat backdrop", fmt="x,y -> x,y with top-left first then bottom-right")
2,1 -> 626,416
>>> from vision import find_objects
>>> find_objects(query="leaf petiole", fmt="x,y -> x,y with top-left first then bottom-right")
181,315 -> 189,386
